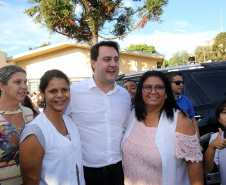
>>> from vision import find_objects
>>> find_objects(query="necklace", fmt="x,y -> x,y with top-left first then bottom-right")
0,108 -> 22,120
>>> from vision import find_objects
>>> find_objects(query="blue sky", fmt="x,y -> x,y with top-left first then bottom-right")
0,0 -> 225,60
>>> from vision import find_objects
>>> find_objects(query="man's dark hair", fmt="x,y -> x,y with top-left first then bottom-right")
134,71 -> 186,121
90,41 -> 120,61
166,72 -> 183,82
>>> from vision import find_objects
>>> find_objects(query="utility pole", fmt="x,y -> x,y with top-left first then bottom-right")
203,47 -> 205,63
221,11 -> 223,32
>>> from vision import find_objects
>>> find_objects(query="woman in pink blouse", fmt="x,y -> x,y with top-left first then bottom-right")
121,71 -> 203,185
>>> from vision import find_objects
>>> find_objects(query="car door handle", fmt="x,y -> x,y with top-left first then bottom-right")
195,114 -> 204,119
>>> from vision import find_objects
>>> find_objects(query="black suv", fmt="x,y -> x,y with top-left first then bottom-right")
116,61 -> 226,184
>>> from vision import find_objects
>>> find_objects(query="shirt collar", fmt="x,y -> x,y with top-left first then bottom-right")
176,94 -> 182,100
88,76 -> 119,93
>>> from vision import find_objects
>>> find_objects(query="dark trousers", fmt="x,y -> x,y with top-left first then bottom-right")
83,161 -> 124,185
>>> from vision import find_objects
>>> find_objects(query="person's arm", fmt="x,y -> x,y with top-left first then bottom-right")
191,117 -> 200,140
203,128 -> 226,173
186,160 -> 204,185
191,117 -> 203,151
19,135 -> 44,185
176,112 -> 203,185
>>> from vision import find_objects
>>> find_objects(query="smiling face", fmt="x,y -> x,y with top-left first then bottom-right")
41,77 -> 70,113
142,76 -> 166,110
91,46 -> 119,88
219,107 -> 226,128
123,81 -> 137,104
0,72 -> 27,103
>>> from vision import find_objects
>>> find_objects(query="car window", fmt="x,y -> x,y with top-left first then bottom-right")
183,77 -> 204,106
192,71 -> 226,102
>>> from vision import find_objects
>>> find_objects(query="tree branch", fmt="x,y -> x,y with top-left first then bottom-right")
99,27 -> 136,40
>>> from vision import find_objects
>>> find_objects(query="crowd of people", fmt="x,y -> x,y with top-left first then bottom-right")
0,40 -> 225,185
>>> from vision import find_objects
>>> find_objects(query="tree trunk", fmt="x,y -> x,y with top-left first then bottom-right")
92,28 -> 98,45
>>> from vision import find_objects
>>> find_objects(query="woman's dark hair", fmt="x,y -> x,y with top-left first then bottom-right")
39,69 -> 70,108
216,99 -> 226,120
22,95 -> 39,117
39,69 -> 70,93
123,80 -> 137,87
134,71 -> 186,121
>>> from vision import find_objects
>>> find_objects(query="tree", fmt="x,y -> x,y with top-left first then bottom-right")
168,51 -> 189,66
212,32 -> 226,61
181,50 -> 189,65
127,44 -> 157,53
29,42 -> 51,50
24,0 -> 168,45
194,46 -> 216,63
161,59 -> 168,68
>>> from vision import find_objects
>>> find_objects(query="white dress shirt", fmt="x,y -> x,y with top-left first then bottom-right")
65,77 -> 131,167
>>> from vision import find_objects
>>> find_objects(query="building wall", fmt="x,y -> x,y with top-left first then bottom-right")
0,50 -> 16,67
16,47 -> 92,80
4,44 -> 164,92
16,46 -> 162,80
120,54 -> 162,74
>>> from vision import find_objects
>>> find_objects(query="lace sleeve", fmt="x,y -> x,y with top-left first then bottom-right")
175,132 -> 203,162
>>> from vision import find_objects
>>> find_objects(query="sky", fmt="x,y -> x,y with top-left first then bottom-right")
0,0 -> 225,60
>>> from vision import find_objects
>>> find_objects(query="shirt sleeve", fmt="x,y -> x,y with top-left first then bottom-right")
187,99 -> 195,118
20,124 -> 46,149
175,132 -> 203,162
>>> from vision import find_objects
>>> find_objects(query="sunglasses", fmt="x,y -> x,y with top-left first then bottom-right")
171,81 -> 184,85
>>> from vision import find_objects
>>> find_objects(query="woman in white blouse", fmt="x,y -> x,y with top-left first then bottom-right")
19,69 -> 84,185
122,71 -> 203,185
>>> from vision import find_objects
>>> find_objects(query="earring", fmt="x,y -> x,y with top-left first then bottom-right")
2,91 -> 5,94
165,94 -> 167,99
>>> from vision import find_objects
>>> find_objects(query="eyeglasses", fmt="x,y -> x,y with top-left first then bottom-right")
171,81 -> 184,85
142,84 -> 165,93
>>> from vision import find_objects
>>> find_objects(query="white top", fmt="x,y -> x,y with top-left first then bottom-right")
65,77 -> 131,167
209,132 -> 226,185
20,112 -> 85,185
122,108 -> 196,185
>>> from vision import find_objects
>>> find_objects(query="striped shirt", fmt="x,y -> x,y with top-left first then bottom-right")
0,105 -> 33,185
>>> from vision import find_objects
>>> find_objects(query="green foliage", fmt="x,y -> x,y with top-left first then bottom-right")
168,51 -> 189,66
127,44 -> 157,53
161,59 -> 168,68
194,46 -> 216,63
212,32 -> 226,61
29,42 -> 51,50
24,0 -> 168,45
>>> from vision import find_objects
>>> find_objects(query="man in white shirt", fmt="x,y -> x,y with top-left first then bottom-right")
65,41 -> 131,185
